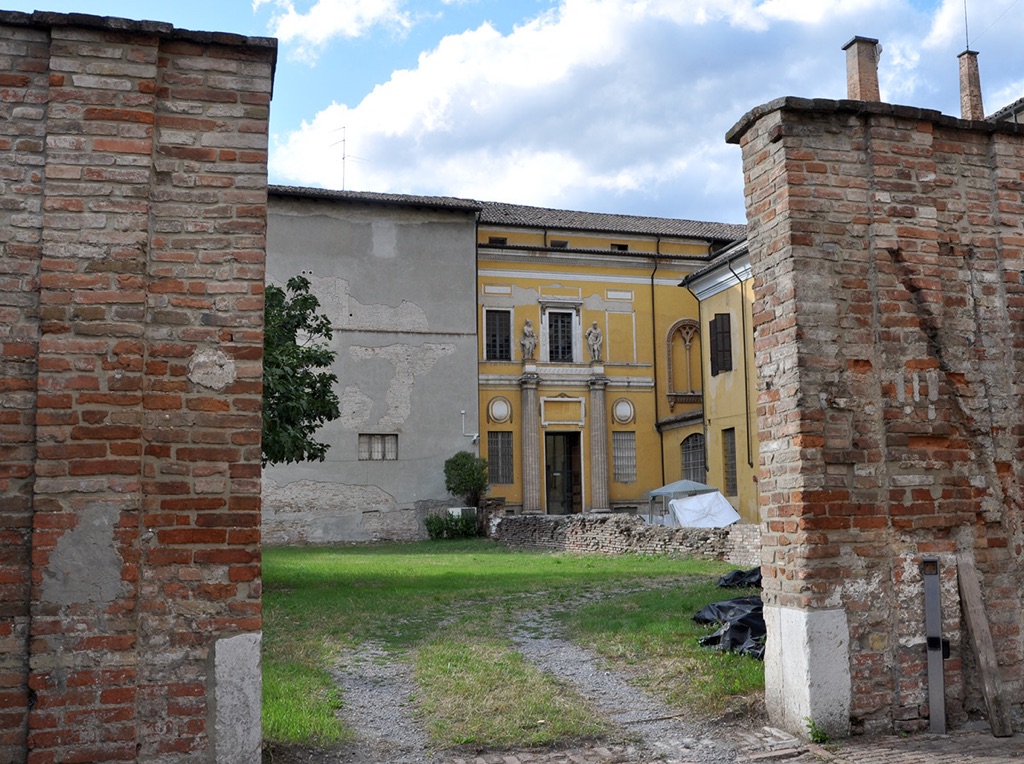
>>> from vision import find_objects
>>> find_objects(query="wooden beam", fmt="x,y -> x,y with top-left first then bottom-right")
956,550 -> 1013,737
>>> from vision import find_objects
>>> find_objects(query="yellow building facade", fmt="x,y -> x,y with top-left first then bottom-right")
680,241 -> 759,523
475,202 -> 745,515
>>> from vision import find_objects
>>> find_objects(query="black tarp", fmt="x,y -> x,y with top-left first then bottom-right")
716,567 -> 762,588
693,570 -> 765,660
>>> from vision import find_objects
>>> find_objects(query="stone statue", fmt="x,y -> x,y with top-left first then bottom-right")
520,318 -> 537,360
586,321 -> 603,361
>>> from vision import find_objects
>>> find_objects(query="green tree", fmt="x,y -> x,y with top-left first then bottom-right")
443,451 -> 489,508
262,275 -> 340,466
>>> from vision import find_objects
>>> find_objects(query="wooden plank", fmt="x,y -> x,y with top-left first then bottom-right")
956,550 -> 1014,737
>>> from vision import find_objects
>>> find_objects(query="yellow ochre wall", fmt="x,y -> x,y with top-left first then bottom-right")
476,223 -> 714,513
698,276 -> 759,523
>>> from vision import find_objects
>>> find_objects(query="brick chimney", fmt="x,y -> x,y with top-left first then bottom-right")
958,50 -> 985,120
843,36 -> 881,101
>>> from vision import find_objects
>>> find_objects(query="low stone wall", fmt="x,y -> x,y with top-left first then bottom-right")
491,514 -> 761,568
722,522 -> 761,568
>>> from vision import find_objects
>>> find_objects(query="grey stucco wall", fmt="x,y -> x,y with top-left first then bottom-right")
263,195 -> 480,543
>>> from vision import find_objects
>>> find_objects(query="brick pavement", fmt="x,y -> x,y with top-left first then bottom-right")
444,726 -> 1024,764
795,726 -> 1024,764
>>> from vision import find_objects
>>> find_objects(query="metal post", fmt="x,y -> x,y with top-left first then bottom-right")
922,557 -> 946,733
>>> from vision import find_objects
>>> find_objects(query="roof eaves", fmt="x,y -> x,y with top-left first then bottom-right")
679,238 -> 750,287
479,243 -> 708,260
269,185 -> 483,213
989,95 -> 1024,123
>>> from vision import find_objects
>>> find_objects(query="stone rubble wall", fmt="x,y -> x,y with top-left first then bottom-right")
0,11 -> 275,762
491,514 -> 761,569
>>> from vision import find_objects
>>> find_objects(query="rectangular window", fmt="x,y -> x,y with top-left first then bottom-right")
487,431 -> 514,485
358,433 -> 398,461
610,243 -> 628,252
709,313 -> 733,376
612,431 -> 636,483
550,239 -> 569,248
547,310 -> 574,363
484,309 -> 512,360
722,428 -> 737,496
488,236 -> 508,246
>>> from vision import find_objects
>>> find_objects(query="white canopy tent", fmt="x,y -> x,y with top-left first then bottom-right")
646,479 -> 740,528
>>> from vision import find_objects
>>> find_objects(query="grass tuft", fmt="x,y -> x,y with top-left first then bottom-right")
415,632 -> 609,748
262,658 -> 348,745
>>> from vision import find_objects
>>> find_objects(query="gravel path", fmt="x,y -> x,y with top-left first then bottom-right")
262,585 -> 797,764
509,609 -> 745,764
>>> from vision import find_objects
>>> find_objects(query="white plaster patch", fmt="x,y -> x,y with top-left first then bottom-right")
764,605 -> 851,739
188,348 -> 237,391
313,276 -> 428,331
477,284 -> 540,309
836,571 -> 885,610
41,502 -> 123,607
340,385 -> 375,429
212,632 -> 262,764
583,291 -> 636,313
262,477 -> 396,515
348,343 -> 456,429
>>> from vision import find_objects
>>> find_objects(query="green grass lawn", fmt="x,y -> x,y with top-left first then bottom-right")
262,538 -> 763,749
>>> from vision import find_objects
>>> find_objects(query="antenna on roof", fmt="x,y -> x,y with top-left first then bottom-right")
963,0 -> 970,49
330,126 -> 347,191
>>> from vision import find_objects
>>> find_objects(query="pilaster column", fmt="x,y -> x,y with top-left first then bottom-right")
520,370 -> 542,513
588,371 -> 610,512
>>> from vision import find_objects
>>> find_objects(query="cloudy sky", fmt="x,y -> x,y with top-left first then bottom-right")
7,0 -> 1024,222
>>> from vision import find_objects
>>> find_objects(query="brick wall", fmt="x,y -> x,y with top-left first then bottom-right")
492,514 -> 761,568
728,98 -> 1024,734
0,12 -> 275,762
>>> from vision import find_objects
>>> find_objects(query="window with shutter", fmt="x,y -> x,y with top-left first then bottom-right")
709,313 -> 732,376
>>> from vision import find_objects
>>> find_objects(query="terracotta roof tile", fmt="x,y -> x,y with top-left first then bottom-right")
270,185 -> 746,242
478,200 -> 745,241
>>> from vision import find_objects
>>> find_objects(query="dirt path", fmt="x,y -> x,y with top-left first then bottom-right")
262,587 -> 803,764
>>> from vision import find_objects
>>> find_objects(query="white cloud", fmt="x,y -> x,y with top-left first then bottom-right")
267,0 -> 412,60
923,0 -> 967,48
268,0 -> 1023,221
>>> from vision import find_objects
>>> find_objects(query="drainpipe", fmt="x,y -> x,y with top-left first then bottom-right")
727,259 -> 754,470
649,239 -> 665,488
684,283 -> 709,479
475,211 -> 482,460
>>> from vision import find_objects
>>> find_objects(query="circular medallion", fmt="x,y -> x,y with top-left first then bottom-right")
488,397 -> 511,423
612,398 -> 634,424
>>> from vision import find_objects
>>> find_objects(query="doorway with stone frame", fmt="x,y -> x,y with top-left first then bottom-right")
544,431 -> 582,514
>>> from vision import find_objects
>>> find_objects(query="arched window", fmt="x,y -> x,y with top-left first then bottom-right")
667,319 -> 701,411
681,433 -> 705,483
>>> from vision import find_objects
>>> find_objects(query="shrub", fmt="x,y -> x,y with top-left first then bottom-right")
443,451 -> 488,508
425,510 -> 479,540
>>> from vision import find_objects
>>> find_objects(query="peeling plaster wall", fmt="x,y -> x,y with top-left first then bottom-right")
263,196 -> 480,543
